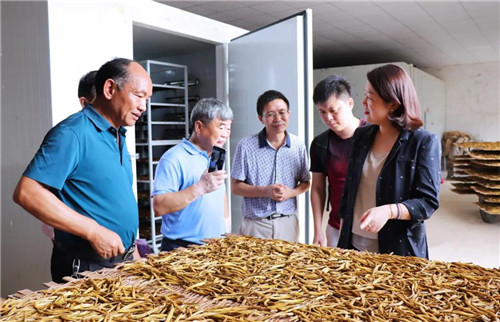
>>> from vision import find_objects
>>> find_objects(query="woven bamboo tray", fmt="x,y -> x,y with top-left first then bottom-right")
449,141 -> 500,222
479,196 -> 500,203
472,160 -> 500,167
476,202 -> 500,216
472,185 -> 500,196
465,168 -> 500,181
452,164 -> 470,171
455,141 -> 500,151
451,182 -> 476,189
469,151 -> 500,160
450,188 -> 475,194
449,155 -> 471,161
450,181 -> 476,194
1,235 -> 499,321
475,177 -> 500,190
453,169 -> 472,176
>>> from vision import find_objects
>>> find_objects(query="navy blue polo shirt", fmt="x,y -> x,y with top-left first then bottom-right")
24,105 -> 138,249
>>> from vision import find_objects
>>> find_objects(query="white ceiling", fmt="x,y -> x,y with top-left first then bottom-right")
155,0 -> 499,69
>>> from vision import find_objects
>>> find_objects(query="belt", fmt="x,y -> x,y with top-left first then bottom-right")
265,213 -> 291,220
162,237 -> 201,248
54,241 -> 136,263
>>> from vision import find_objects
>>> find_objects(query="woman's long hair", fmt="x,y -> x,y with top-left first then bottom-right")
367,64 -> 423,131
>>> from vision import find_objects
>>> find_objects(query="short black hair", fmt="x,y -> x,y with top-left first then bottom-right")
78,70 -> 97,102
256,90 -> 289,116
313,75 -> 352,104
95,58 -> 134,96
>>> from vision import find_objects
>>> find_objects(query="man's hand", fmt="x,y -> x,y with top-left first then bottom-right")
13,176 -> 126,258
154,170 -> 228,216
87,225 -> 125,259
269,183 -> 288,202
198,169 -> 227,194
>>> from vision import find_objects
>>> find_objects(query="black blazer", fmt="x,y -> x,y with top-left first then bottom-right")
337,124 -> 441,258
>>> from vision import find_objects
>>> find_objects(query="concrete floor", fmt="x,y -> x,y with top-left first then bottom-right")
427,180 -> 500,269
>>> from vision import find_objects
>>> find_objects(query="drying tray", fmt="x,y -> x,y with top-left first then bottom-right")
1,235 -> 499,321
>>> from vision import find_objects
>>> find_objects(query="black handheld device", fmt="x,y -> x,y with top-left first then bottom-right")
208,146 -> 226,172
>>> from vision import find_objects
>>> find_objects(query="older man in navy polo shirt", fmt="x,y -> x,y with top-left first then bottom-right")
13,58 -> 152,282
231,90 -> 310,242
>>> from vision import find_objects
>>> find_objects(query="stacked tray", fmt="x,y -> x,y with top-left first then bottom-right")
1,235 -> 499,321
448,154 -> 475,194
441,131 -> 472,179
455,141 -> 500,223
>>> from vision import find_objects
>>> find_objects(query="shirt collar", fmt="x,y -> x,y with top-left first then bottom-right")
368,124 -> 409,143
83,104 -> 127,135
182,138 -> 208,156
258,128 -> 291,148
399,129 -> 411,141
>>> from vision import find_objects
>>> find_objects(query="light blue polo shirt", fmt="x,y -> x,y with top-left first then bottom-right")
152,138 -> 225,244
24,105 -> 138,249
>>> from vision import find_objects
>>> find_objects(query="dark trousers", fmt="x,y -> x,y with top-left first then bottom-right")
161,237 -> 200,252
50,243 -> 124,283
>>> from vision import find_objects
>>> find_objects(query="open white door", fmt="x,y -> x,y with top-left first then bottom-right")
228,10 -> 314,244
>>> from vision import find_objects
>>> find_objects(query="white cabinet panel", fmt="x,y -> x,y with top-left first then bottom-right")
420,70 -> 446,139
229,11 -> 313,243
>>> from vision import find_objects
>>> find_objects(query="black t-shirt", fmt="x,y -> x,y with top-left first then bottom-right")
310,120 -> 366,229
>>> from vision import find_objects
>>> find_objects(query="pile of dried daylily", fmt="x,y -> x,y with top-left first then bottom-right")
1,235 -> 499,321
453,141 -> 500,218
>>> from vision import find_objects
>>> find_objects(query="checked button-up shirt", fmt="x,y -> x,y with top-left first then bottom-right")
231,129 -> 311,219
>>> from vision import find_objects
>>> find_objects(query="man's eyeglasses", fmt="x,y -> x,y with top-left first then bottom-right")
264,110 -> 289,119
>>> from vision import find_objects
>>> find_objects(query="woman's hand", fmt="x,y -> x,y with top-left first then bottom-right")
359,204 -> 392,233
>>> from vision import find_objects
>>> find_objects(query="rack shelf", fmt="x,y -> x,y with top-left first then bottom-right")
136,60 -> 191,254
136,139 -> 182,147
151,102 -> 186,108
151,121 -> 186,126
152,83 -> 184,90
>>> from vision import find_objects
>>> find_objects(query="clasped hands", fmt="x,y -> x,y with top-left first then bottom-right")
269,183 -> 291,202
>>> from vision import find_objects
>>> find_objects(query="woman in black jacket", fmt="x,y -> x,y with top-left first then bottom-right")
337,64 -> 441,259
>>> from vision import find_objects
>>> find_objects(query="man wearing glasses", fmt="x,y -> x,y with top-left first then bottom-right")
231,90 -> 310,242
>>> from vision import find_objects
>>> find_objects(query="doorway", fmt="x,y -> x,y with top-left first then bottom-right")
132,24 -> 218,249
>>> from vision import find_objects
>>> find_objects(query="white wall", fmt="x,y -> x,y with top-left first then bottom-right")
47,0 -> 245,126
1,1 -> 53,297
1,0 -> 245,296
412,69 -> 446,141
48,0 -> 139,197
422,62 -> 500,141
47,1 -> 134,125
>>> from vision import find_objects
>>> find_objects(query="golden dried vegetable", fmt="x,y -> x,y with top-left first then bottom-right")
1,235 -> 499,321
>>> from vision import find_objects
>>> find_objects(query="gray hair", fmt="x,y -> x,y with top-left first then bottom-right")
190,98 -> 233,127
